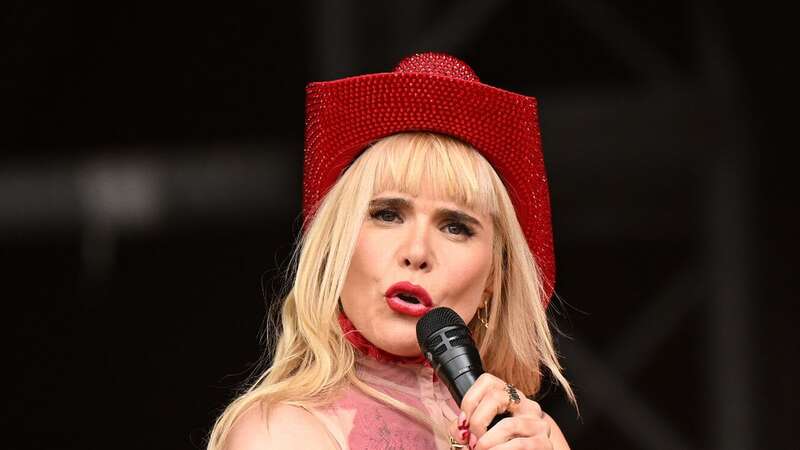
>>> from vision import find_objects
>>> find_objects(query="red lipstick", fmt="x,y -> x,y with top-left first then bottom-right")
385,281 -> 433,317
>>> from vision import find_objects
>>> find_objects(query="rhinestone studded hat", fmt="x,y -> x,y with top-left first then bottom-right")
303,52 -> 556,307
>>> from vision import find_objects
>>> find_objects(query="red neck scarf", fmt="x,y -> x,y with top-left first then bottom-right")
337,311 -> 429,366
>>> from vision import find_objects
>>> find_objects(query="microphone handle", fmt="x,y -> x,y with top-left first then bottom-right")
443,366 -> 514,430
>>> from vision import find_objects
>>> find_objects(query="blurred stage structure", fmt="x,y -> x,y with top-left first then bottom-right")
4,1 -> 771,449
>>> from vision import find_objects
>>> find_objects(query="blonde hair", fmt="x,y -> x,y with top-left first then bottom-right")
207,132 -> 577,449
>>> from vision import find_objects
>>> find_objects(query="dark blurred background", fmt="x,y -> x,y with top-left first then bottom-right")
3,1 -> 795,449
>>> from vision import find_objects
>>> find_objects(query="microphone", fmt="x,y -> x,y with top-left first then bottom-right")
416,306 -> 510,429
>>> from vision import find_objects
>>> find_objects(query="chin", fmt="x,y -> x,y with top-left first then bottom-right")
371,320 -> 421,356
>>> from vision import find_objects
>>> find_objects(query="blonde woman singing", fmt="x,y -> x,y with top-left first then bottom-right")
208,53 -> 578,450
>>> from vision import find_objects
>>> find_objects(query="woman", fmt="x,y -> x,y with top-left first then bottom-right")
208,53 -> 578,450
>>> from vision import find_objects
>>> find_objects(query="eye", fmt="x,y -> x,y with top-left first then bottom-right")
443,222 -> 475,237
370,208 -> 402,223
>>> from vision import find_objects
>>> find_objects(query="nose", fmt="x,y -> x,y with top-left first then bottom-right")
400,222 -> 432,272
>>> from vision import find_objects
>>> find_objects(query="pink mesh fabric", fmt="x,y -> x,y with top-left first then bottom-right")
304,357 -> 460,450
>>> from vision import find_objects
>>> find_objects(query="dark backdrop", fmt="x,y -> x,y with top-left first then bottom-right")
3,1 -> 795,449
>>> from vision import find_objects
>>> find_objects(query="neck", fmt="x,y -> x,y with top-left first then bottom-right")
337,311 -> 429,366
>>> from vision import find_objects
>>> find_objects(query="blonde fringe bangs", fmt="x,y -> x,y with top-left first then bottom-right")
367,132 -> 500,220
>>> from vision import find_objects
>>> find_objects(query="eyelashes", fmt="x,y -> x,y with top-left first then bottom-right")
368,208 -> 476,238
370,208 -> 401,223
443,222 -> 475,237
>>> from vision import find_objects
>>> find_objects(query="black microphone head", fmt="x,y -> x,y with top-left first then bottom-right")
416,306 -> 477,364
416,307 -> 465,349
416,307 -> 484,407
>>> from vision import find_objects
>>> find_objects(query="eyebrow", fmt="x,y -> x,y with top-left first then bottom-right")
369,197 -> 484,229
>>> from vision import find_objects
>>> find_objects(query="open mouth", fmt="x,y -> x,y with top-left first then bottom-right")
385,282 -> 432,317
385,281 -> 433,310
397,293 -> 421,304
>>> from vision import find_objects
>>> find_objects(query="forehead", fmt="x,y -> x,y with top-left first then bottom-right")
370,190 -> 489,221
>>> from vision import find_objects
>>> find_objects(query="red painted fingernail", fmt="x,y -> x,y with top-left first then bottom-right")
458,411 -> 467,428
468,432 -> 478,449
460,428 -> 469,441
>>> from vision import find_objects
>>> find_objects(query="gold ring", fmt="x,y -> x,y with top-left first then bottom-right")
505,383 -> 521,411
449,435 -> 467,449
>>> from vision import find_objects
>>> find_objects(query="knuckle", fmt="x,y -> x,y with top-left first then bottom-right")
517,416 -> 537,432
496,387 -> 510,404
460,397 -> 476,415
461,392 -> 478,412
532,434 -> 550,447
477,372 -> 498,387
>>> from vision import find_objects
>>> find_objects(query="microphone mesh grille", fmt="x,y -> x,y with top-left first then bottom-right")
416,307 -> 466,348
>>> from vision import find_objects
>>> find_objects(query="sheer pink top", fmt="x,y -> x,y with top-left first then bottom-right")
303,356 -> 460,450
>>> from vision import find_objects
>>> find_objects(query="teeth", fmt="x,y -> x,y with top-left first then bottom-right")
397,293 -> 420,304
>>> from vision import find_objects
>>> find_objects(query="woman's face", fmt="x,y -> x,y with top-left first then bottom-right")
340,188 -> 495,356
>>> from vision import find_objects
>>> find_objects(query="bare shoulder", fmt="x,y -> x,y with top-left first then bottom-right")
225,401 -> 337,450
544,413 -> 571,450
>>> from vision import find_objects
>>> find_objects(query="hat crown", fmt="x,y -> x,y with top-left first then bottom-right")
393,52 -> 480,82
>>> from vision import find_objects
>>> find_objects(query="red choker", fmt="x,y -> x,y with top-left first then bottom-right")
337,311 -> 429,366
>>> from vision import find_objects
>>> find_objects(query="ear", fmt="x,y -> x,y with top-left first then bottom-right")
484,259 -> 496,297
483,272 -> 493,296
483,280 -> 493,297
480,289 -> 492,309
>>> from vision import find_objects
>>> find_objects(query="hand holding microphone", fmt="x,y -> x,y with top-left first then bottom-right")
417,307 -> 554,449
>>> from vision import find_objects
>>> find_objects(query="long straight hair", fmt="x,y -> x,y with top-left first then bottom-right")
207,132 -> 577,449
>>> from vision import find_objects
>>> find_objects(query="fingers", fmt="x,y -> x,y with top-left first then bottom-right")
460,373 -> 511,434
461,374 -> 545,435
457,373 -> 555,448
472,416 -> 550,450
448,413 -> 471,447
468,386 -> 512,434
480,435 -> 553,450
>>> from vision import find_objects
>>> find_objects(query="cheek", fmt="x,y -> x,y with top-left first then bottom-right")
351,232 -> 389,275
343,229 -> 391,300
442,244 -> 493,301
451,243 -> 492,280
471,249 -> 493,278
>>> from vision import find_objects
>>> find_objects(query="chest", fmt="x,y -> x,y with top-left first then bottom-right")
314,377 -> 459,450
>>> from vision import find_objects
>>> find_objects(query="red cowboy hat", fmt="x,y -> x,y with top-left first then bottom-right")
303,52 -> 556,307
